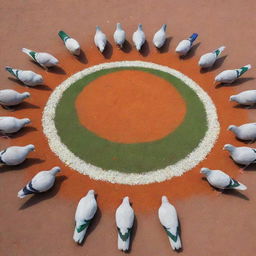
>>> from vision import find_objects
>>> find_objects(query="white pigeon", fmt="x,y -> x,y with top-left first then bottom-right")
198,46 -> 225,68
0,89 -> 30,108
228,123 -> 256,141
132,24 -> 146,51
153,24 -> 167,49
230,90 -> 256,106
158,196 -> 181,251
223,144 -> 256,166
115,196 -> 134,252
73,190 -> 97,244
94,26 -> 107,52
22,48 -> 59,69
215,64 -> 251,84
175,33 -> 198,56
0,117 -> 30,134
17,166 -> 61,198
113,23 -> 126,48
58,30 -> 80,56
5,66 -> 43,86
200,167 -> 247,190
0,144 -> 35,165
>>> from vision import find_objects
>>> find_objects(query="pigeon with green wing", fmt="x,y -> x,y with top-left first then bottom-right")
200,167 -> 247,191
73,190 -> 97,244
115,196 -> 134,252
58,30 -> 80,56
158,196 -> 181,251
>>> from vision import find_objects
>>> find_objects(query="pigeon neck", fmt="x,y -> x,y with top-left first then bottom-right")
117,23 -> 122,30
21,118 -> 30,125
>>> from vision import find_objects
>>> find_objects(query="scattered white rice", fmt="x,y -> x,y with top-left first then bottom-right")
42,61 -> 220,185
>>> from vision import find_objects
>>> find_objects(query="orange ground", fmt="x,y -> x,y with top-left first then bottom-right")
1,1 -> 256,255
76,70 -> 186,143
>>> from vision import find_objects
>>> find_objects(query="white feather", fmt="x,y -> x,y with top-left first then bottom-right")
94,26 -> 107,52
0,89 -> 30,106
132,24 -> 145,51
0,117 -> 30,134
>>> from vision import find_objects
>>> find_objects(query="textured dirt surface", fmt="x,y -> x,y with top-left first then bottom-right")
0,1 -> 256,256
76,70 -> 186,143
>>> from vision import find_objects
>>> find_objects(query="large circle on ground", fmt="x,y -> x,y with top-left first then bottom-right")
42,61 -> 220,185
76,69 -> 187,143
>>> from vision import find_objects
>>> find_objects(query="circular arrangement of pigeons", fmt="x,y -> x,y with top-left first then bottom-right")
0,23 -> 254,252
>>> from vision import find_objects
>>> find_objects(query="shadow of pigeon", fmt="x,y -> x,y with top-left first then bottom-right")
180,42 -> 201,60
31,84 -> 52,91
121,40 -> 133,54
140,40 -> 150,57
157,37 -> 172,54
19,175 -> 68,210
0,158 -> 45,172
233,104 -> 256,109
216,77 -> 255,88
7,77 -> 25,86
14,101 -> 40,111
76,49 -> 88,64
102,41 -> 113,59
10,126 -> 37,138
222,189 -> 249,201
48,66 -> 66,75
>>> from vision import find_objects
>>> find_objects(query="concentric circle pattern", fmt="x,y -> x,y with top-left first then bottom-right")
42,61 -> 220,185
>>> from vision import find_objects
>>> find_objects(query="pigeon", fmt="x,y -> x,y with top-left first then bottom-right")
22,48 -> 59,69
113,23 -> 126,48
5,66 -> 43,86
230,90 -> 256,106
198,46 -> 225,68
115,196 -> 134,252
0,89 -> 30,109
58,30 -> 80,56
200,167 -> 247,191
215,64 -> 251,84
223,144 -> 256,167
228,123 -> 256,142
0,144 -> 35,165
73,190 -> 97,244
94,26 -> 107,52
0,117 -> 30,135
17,166 -> 61,198
132,24 -> 146,51
175,33 -> 198,56
153,24 -> 167,49
158,196 -> 181,251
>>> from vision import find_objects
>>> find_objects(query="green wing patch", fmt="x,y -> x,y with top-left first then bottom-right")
226,178 -> 240,189
76,219 -> 91,233
117,227 -> 132,241
163,226 -> 179,242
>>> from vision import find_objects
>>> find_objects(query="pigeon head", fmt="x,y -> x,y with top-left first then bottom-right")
229,95 -> 237,102
87,189 -> 95,196
22,92 -> 30,98
198,57 -> 208,67
50,166 -> 61,175
138,24 -> 143,30
215,74 -> 223,82
162,24 -> 167,32
200,167 -> 211,176
161,195 -> 169,203
22,118 -> 31,125
227,125 -> 237,132
123,196 -> 130,203
99,43 -> 105,53
223,144 -> 235,152
96,26 -> 101,31
26,144 -> 35,152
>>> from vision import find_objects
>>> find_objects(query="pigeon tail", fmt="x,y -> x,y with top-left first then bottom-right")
5,66 -> 19,78
214,46 -> 225,56
226,178 -> 247,190
168,234 -> 182,251
17,181 -> 40,198
236,64 -> 251,78
188,33 -> 198,43
162,24 -> 167,32
22,48 -> 37,61
117,227 -> 131,251
73,220 -> 90,244
58,30 -> 70,42
164,226 -> 182,251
